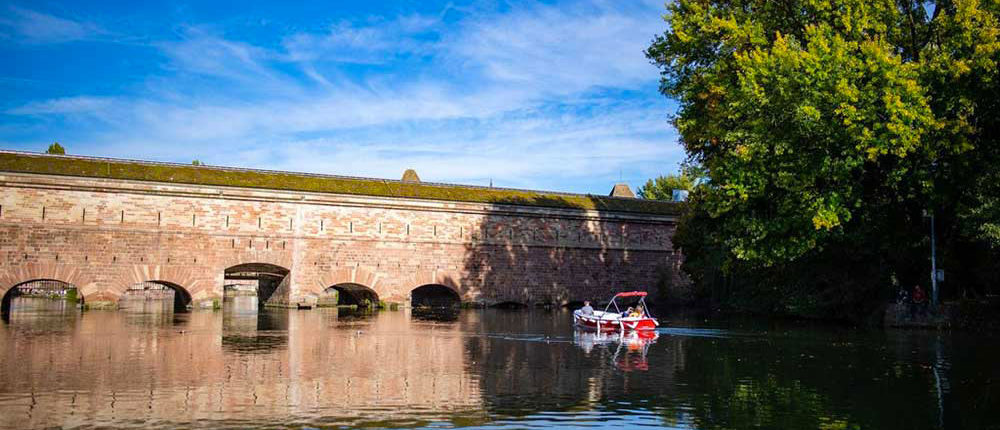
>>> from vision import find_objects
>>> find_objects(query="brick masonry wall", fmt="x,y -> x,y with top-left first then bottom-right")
0,172 -> 683,308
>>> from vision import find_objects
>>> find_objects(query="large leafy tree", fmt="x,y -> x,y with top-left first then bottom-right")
649,1 -> 1000,312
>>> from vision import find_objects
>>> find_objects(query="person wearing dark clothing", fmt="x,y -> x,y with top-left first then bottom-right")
911,285 -> 928,318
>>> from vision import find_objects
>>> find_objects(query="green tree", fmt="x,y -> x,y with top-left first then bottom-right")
191,160 -> 202,166
638,164 -> 705,200
46,142 -> 65,155
648,1 -> 1000,314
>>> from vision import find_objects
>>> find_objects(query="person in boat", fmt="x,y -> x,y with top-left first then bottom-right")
622,307 -> 633,318
580,301 -> 594,315
629,305 -> 644,318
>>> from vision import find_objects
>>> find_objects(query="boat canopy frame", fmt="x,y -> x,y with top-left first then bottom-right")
603,291 -> 654,318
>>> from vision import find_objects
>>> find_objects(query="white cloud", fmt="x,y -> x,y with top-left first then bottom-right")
446,1 -> 663,94
7,96 -> 114,115
157,28 -> 281,83
1,6 -> 103,44
281,13 -> 439,65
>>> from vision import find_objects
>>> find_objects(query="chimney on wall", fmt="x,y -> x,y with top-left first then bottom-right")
401,169 -> 421,182
608,183 -> 635,198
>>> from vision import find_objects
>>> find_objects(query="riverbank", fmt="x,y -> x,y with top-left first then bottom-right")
654,297 -> 1000,332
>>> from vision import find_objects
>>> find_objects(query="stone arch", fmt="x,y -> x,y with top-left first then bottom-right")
326,283 -> 380,308
109,265 -> 213,304
0,263 -> 97,304
410,284 -> 461,308
1,279 -> 80,315
410,269 -> 465,301
223,263 -> 290,304
311,265 -> 384,302
120,280 -> 193,312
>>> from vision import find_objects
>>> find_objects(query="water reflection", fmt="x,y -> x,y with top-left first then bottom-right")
221,297 -> 288,354
574,330 -> 659,372
0,307 -> 995,429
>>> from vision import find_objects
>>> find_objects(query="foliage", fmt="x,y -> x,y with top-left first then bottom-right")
191,160 -> 203,166
649,0 -> 1000,316
637,164 -> 705,201
45,142 -> 65,155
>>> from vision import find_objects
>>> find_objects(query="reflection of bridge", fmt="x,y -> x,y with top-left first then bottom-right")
0,151 -> 682,311
0,310 -> 484,428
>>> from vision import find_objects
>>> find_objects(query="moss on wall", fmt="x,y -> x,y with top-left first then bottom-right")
0,152 -> 678,215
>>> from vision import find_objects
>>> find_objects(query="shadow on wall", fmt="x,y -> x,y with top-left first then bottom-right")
461,195 -> 680,307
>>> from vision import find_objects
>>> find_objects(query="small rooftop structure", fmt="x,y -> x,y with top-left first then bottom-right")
401,169 -> 421,182
609,183 -> 635,198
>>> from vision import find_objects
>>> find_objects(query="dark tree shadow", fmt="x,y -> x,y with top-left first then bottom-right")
460,194 -> 681,308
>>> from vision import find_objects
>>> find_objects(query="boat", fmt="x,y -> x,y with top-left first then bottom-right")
573,291 -> 659,332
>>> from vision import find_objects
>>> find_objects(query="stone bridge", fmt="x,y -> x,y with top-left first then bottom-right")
0,151 -> 682,310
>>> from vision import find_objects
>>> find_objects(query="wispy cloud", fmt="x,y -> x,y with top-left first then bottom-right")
7,96 -> 114,115
282,14 -> 439,64
0,6 -> 103,44
446,2 -> 662,94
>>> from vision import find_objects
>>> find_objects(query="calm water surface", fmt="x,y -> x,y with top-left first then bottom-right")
0,298 -> 996,429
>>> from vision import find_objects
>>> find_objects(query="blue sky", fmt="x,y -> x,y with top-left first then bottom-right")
0,0 -> 682,194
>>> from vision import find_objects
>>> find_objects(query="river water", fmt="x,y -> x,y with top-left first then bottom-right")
0,298 -> 996,429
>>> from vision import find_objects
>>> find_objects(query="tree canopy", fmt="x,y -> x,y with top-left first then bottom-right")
45,142 -> 65,155
648,0 -> 1000,314
637,165 -> 704,201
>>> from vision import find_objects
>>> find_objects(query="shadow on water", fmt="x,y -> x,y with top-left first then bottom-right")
411,307 -> 461,322
222,300 -> 289,354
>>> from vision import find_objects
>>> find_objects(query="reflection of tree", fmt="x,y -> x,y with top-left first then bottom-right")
463,310 -> 958,430
668,330 -> 948,430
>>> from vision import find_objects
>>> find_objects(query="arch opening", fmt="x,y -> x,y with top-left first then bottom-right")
1,279 -> 80,316
326,283 -> 379,308
120,281 -> 192,313
411,284 -> 460,309
224,263 -> 290,306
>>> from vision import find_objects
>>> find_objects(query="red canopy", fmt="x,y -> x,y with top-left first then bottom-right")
614,291 -> 647,298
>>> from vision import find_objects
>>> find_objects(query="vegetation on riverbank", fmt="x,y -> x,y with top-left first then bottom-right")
647,0 -> 1000,321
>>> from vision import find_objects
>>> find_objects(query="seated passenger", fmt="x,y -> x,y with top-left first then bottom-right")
629,305 -> 644,318
579,301 -> 594,315
622,307 -> 633,318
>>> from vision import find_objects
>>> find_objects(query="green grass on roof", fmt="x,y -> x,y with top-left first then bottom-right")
0,152 -> 678,216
